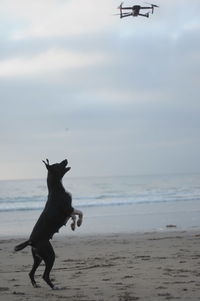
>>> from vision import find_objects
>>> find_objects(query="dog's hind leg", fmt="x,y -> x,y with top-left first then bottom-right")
37,241 -> 55,289
29,247 -> 42,288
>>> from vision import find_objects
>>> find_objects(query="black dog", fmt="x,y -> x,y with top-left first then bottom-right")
14,159 -> 83,289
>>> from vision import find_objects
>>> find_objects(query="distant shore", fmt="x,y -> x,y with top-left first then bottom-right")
1,231 -> 200,301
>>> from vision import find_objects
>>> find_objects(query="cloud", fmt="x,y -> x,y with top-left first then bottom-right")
0,0 -> 117,40
0,48 -> 107,78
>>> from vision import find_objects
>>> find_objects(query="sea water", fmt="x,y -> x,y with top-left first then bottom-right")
0,174 -> 200,237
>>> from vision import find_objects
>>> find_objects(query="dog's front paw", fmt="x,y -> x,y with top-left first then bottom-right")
71,222 -> 76,231
77,216 -> 83,227
70,215 -> 76,231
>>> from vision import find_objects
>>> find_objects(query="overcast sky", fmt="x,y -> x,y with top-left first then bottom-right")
0,0 -> 200,180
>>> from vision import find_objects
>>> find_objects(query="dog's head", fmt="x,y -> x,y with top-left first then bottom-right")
42,159 -> 71,179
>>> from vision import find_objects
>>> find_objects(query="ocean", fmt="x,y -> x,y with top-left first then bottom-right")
0,174 -> 200,237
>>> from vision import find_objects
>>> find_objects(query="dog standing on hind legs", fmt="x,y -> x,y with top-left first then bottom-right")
14,159 -> 83,289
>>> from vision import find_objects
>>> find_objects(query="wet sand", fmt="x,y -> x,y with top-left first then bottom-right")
1,231 -> 200,300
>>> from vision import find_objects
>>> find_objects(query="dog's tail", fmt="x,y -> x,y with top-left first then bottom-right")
14,240 -> 31,252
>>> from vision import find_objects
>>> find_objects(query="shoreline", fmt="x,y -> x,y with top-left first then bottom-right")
1,199 -> 200,238
1,230 -> 200,300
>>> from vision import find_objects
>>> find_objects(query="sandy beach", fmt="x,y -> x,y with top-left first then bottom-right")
1,231 -> 200,301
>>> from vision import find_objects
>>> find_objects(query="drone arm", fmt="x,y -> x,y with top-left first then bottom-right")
120,7 -> 134,10
139,6 -> 152,9
121,12 -> 134,18
138,13 -> 149,18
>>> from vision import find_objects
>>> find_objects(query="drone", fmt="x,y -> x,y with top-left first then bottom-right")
117,2 -> 159,19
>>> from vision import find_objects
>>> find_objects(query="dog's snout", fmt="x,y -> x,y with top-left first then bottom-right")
62,159 -> 68,166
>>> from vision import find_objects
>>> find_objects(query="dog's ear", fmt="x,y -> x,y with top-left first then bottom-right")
42,158 -> 50,170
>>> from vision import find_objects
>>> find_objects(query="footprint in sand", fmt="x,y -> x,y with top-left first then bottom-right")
13,291 -> 25,295
157,293 -> 171,297
0,287 -> 9,292
123,275 -> 133,279
119,292 -> 139,301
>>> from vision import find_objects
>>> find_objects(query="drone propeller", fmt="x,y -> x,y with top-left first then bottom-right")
144,2 -> 159,14
144,2 -> 159,7
117,2 -> 124,9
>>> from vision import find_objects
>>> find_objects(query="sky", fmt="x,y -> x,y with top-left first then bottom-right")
0,0 -> 200,180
